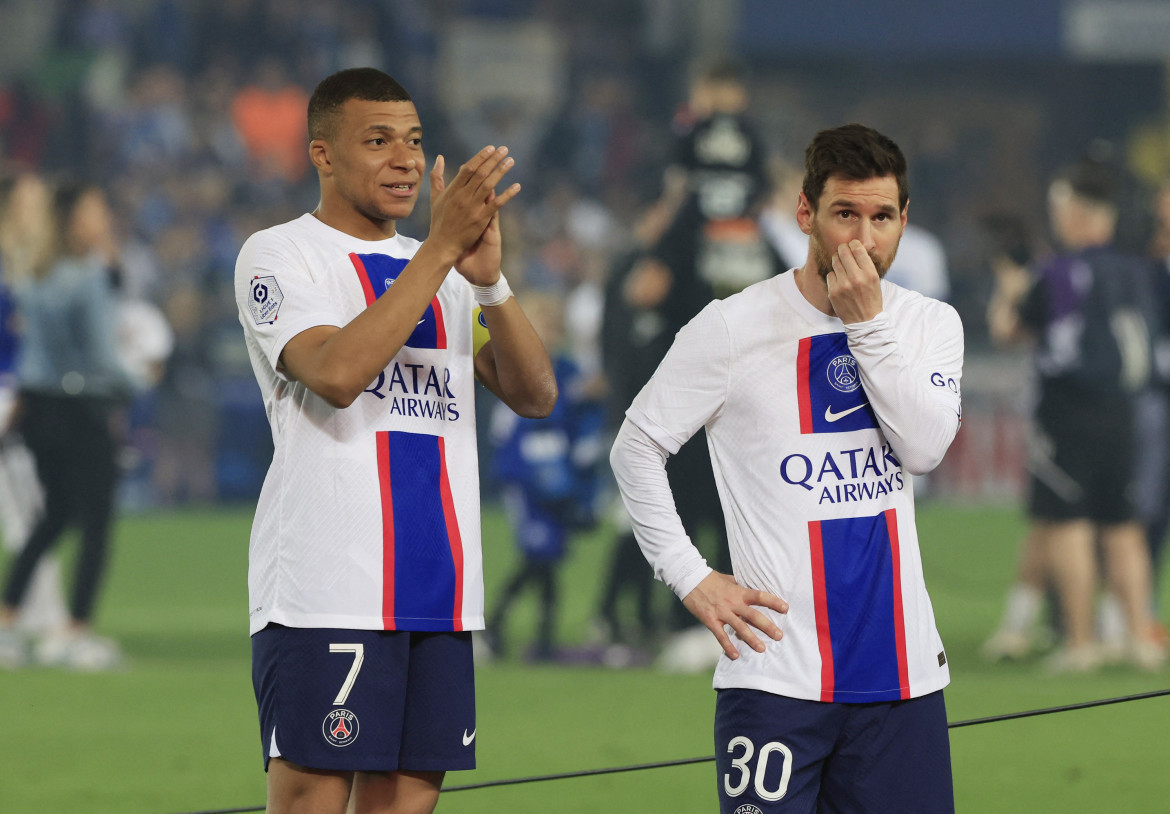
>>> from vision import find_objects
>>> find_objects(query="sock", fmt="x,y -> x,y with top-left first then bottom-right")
1000,583 -> 1043,633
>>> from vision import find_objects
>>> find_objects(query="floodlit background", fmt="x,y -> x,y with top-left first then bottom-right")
2,1 -> 1170,812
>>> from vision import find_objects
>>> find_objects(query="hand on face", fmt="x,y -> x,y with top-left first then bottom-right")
428,146 -> 520,283
826,239 -> 884,324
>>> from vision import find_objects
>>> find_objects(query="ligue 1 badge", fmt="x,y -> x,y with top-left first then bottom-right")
249,275 -> 284,325
323,708 -> 360,747
827,354 -> 861,393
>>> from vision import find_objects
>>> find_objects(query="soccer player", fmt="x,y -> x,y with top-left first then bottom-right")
234,68 -> 556,814
610,124 -> 963,812
984,159 -> 1164,672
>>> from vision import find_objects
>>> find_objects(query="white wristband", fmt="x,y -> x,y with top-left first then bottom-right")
471,273 -> 513,307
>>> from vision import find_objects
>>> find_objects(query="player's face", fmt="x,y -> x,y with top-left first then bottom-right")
802,174 -> 906,279
321,98 -> 425,226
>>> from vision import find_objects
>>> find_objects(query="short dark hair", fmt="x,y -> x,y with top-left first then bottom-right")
307,68 -> 412,142
1053,158 -> 1116,207
696,58 -> 747,87
53,181 -> 94,232
802,124 -> 908,212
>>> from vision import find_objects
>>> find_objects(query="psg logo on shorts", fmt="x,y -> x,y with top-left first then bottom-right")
827,355 -> 861,393
733,805 -> 764,814
322,708 -> 360,747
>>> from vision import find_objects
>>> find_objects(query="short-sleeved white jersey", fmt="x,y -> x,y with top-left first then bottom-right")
235,213 -> 485,635
617,270 -> 963,703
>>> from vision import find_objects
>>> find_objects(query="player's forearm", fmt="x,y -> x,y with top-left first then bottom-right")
610,418 -> 712,599
846,311 -> 963,475
478,298 -> 558,418
283,241 -> 458,408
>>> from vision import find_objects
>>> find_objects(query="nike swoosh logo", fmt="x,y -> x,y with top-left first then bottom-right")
417,318 -> 426,325
824,403 -> 868,422
462,728 -> 476,746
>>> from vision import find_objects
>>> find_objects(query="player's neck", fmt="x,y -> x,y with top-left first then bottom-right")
794,263 -> 836,317
312,202 -> 398,241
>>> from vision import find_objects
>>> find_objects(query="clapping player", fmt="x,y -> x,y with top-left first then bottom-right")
234,68 -> 555,814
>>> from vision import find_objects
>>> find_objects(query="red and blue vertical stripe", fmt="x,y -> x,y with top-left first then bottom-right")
375,431 -> 465,631
808,509 -> 910,702
796,333 -> 877,434
349,252 -> 447,349
350,252 -> 463,630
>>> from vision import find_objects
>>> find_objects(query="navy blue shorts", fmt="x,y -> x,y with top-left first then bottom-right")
715,688 -> 953,813
251,625 -> 476,773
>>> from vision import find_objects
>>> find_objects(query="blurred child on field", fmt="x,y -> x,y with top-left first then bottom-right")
485,291 -> 605,661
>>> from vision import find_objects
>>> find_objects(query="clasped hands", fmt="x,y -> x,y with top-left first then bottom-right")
428,145 -> 520,285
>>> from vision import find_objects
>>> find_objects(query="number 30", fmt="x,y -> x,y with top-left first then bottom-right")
724,735 -> 793,802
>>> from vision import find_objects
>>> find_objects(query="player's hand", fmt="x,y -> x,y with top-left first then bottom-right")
990,254 -> 1031,303
682,571 -> 788,660
826,239 -> 883,324
623,256 -> 673,308
428,147 -> 520,273
454,211 -> 504,285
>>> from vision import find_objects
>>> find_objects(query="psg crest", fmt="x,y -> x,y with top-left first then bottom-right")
827,354 -> 861,393
323,708 -> 360,747
733,805 -> 764,814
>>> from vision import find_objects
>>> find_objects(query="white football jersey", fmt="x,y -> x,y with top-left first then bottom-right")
236,214 -> 485,635
614,270 -> 963,703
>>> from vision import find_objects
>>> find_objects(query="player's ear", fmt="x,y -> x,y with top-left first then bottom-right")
901,198 -> 909,230
309,139 -> 332,175
796,192 -> 815,236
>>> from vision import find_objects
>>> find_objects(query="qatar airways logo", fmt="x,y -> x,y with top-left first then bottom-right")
363,361 -> 461,421
780,443 -> 905,505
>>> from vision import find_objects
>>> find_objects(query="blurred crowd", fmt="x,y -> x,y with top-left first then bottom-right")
3,0 -> 1165,507
5,0 -> 1170,670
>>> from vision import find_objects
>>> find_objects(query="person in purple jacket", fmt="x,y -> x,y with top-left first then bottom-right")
986,158 -> 1165,673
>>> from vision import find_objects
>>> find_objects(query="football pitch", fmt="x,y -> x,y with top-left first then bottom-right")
2,502 -> 1169,813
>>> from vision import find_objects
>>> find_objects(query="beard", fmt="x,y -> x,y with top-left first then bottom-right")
810,221 -> 900,280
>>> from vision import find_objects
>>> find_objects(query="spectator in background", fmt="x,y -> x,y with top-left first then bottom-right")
984,159 -> 1165,672
760,157 -> 814,270
0,81 -> 56,168
885,222 -> 950,302
0,171 -> 68,639
485,291 -> 605,661
638,58 -> 784,672
650,58 -> 777,327
231,58 -> 310,184
588,202 -> 680,664
0,182 -> 135,671
1137,177 -> 1170,602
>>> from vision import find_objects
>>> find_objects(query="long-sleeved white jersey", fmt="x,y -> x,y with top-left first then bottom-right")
611,269 -> 963,703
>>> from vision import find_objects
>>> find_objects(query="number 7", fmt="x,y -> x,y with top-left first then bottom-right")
329,643 -> 365,705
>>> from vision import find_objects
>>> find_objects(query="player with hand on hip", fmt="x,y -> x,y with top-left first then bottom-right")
611,124 -> 963,812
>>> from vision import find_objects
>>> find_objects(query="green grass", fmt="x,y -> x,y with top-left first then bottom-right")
2,503 -> 1169,813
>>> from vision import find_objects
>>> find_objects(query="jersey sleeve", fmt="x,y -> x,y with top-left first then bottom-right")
625,300 -> 731,453
844,300 -> 964,475
612,302 -> 730,599
235,230 -> 346,380
610,418 -> 712,599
